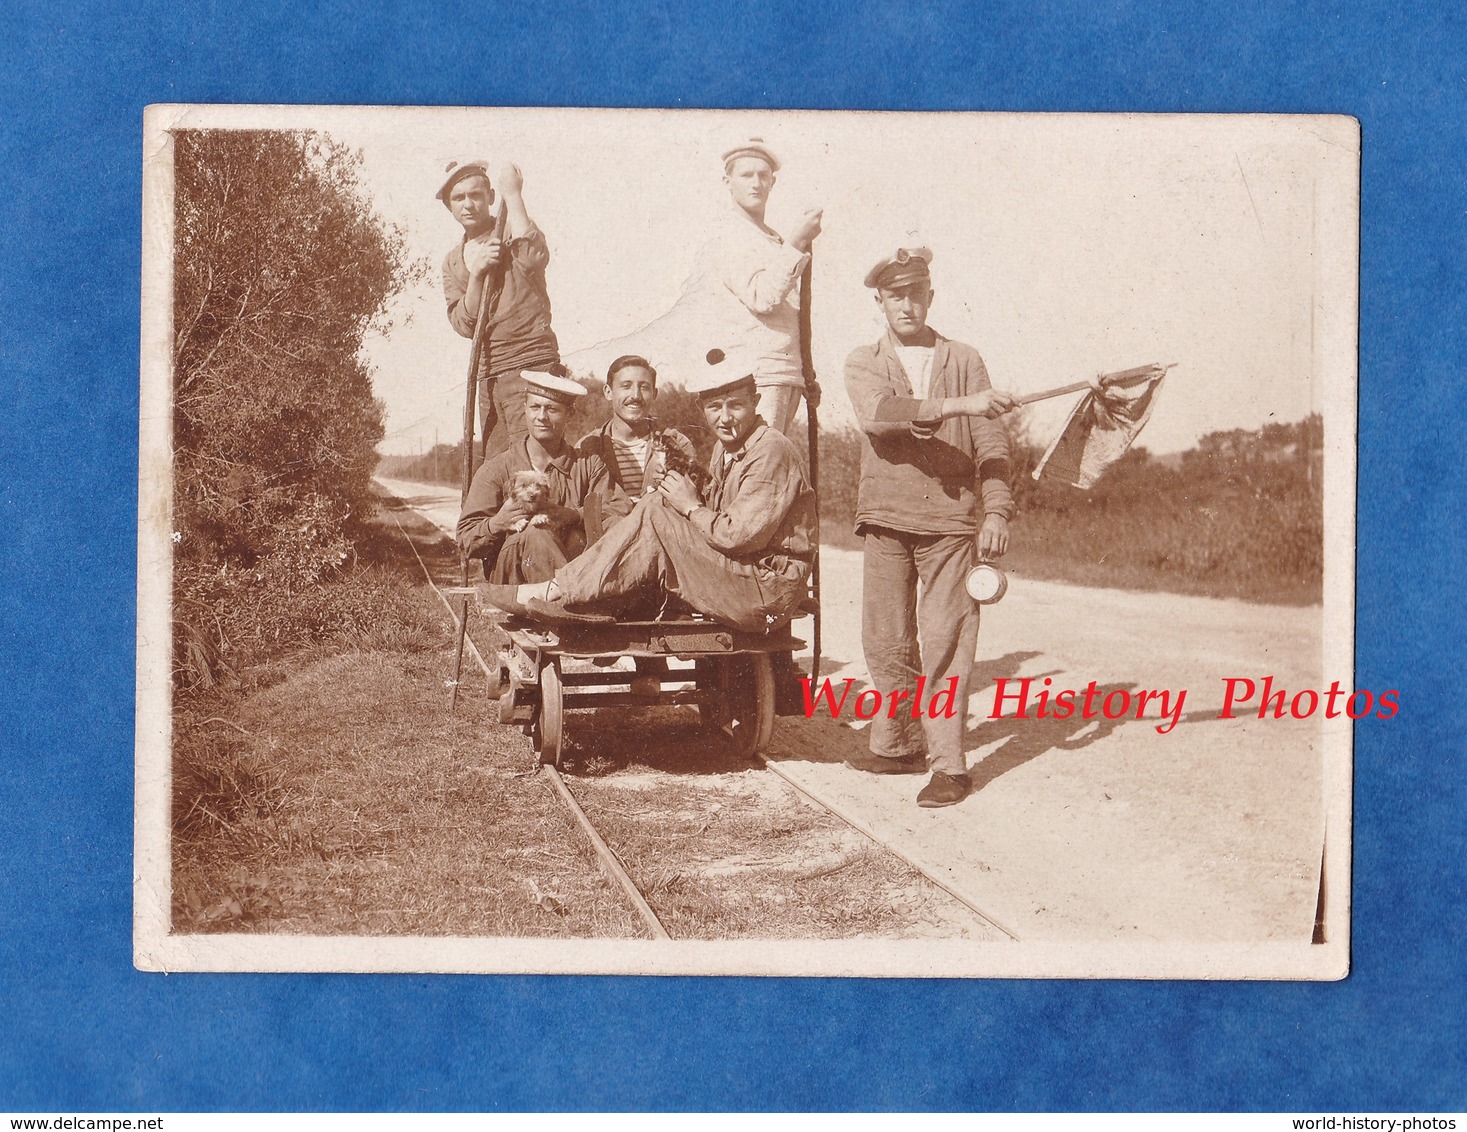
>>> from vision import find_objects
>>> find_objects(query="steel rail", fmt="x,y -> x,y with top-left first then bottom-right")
755,754 -> 1020,942
541,766 -> 670,940
384,494 -> 670,940
384,485 -> 1018,945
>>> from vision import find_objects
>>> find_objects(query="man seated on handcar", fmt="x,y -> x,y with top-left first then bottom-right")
478,348 -> 815,633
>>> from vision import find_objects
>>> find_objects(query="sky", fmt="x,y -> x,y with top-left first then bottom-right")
167,107 -> 1356,457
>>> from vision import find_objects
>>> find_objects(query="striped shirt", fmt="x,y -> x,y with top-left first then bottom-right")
577,419 -> 700,499
612,435 -> 653,496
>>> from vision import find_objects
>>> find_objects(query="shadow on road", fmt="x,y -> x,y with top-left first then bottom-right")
767,647 -> 1227,796
768,650 -> 1055,770
963,651 -> 1223,794
768,712 -> 870,767
963,681 -> 1136,792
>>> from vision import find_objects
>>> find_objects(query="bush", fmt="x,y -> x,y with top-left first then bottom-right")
172,129 -> 423,685
1006,414 -> 1323,602
813,414 -> 1322,603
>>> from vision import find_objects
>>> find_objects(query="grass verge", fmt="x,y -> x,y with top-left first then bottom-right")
171,502 -> 641,938
173,491 -> 1002,941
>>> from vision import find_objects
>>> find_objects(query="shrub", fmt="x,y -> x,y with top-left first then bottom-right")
1006,414 -> 1323,602
171,129 -> 423,684
814,413 -> 1322,603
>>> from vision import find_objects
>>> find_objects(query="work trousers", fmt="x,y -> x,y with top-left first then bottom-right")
477,371 -> 531,461
486,525 -> 582,585
554,496 -> 805,633
861,526 -> 979,777
757,382 -> 803,438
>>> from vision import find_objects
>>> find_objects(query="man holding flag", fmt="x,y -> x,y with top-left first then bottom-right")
842,247 -> 1018,809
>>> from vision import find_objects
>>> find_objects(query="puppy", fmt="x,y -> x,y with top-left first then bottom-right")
508,469 -> 552,532
652,432 -> 712,499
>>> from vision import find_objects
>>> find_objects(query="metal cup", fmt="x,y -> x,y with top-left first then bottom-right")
965,563 -> 1008,605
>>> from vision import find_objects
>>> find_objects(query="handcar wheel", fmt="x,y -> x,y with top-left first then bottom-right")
537,658 -> 565,767
488,652 -> 511,700
727,653 -> 775,756
694,657 -> 730,732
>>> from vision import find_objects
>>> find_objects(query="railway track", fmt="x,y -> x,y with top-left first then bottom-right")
383,491 -> 1018,943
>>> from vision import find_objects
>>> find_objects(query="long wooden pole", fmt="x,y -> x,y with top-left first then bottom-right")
451,206 -> 510,710
1016,363 -> 1176,406
799,260 -> 821,684
459,206 -> 510,503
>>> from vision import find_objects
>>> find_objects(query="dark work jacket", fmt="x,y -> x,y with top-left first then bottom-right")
456,437 -> 630,568
843,329 -> 1014,538
442,224 -> 560,379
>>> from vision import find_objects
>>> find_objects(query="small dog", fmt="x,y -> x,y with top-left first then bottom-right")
509,469 -> 553,532
652,432 -> 712,498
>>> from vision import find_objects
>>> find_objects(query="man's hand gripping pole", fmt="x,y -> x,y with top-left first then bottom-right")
451,205 -> 509,710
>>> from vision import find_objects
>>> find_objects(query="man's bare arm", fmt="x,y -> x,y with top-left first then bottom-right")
932,389 -> 1018,420
491,162 -> 535,241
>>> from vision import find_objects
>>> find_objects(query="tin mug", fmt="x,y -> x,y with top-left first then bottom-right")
965,562 -> 1008,605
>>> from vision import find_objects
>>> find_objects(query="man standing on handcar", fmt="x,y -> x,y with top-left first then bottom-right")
438,158 -> 566,460
685,137 -> 823,437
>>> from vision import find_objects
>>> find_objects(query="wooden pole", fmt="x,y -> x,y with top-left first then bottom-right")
799,260 -> 821,685
459,207 -> 510,505
451,206 -> 510,711
1016,363 -> 1176,406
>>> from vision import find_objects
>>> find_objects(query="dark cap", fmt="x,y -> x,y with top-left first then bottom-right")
863,246 -> 934,290
435,157 -> 490,203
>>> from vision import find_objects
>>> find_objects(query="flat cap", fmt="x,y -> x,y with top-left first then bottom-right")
685,346 -> 761,398
720,136 -> 781,172
521,371 -> 588,405
435,157 -> 490,202
863,246 -> 934,290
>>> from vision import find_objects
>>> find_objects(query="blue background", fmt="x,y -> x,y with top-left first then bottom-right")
2,0 -> 1463,1112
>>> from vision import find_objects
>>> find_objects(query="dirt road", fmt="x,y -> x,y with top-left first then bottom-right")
377,476 -> 1326,944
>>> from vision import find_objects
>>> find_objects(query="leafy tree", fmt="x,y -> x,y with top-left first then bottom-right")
172,129 -> 420,681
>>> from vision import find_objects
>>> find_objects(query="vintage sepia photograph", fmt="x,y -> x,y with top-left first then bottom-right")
135,105 -> 1358,978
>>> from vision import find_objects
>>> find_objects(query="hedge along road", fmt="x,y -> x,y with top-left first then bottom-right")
376,475 -> 1327,946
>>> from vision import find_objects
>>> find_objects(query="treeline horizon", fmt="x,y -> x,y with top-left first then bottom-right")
378,407 -> 1325,606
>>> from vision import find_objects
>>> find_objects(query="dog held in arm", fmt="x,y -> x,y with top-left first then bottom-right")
508,470 -> 559,532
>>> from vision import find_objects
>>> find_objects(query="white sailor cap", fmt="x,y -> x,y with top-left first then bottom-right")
685,347 -> 761,398
720,136 -> 781,172
521,370 -> 589,405
435,157 -> 491,202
